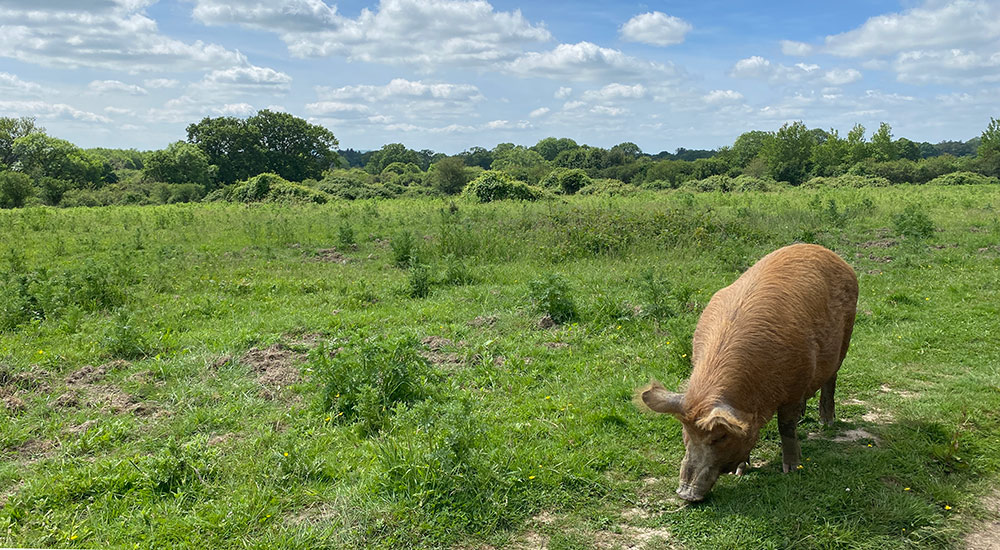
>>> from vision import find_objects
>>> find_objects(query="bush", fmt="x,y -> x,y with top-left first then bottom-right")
167,183 -> 206,203
731,175 -> 778,192
463,170 -> 542,202
0,171 -> 33,209
267,182 -> 329,204
529,273 -> 577,324
231,173 -> 328,203
849,158 -> 918,184
313,336 -> 436,435
893,204 -> 935,239
541,168 -> 591,195
578,178 -> 637,197
407,262 -> 432,298
926,171 -> 1000,186
683,174 -> 732,192
391,230 -> 418,268
802,174 -> 891,188
319,169 -> 398,200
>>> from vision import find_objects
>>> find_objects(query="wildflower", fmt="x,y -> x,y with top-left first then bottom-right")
528,475 -> 535,480
545,395 -> 551,400
682,354 -> 687,358
925,297 -> 930,301
867,443 -> 873,447
944,505 -> 952,510
796,464 -> 804,470
904,487 -> 911,491
325,417 -> 331,422
70,535 -> 78,540
283,452 -> 289,457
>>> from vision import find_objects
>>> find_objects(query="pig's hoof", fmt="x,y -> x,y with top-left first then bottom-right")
782,462 -> 800,473
735,462 -> 749,476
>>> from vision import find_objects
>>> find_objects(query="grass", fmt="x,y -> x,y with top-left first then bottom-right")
1,184 -> 999,549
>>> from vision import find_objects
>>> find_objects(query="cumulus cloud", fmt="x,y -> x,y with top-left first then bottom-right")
582,83 -> 647,101
0,72 -> 45,95
730,55 -> 862,86
191,0 -> 551,67
780,40 -> 813,56
316,78 -> 483,102
88,79 -> 148,95
823,0 -> 1000,57
894,48 -> 1000,84
0,100 -> 111,123
620,11 -> 692,46
143,78 -> 180,89
307,78 -> 485,125
505,42 -> 678,81
704,89 -> 744,104
554,87 -> 573,99
529,107 -> 550,117
197,65 -> 293,92
0,1 -> 246,72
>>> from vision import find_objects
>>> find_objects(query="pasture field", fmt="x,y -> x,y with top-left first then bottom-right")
2,185 -> 1000,549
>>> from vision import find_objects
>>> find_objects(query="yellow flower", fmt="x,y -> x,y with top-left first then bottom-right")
545,395 -> 551,400
867,443 -> 873,447
796,464 -> 804,470
70,535 -> 78,540
944,505 -> 952,510
325,417 -> 331,422
904,487 -> 911,491
925,297 -> 930,301
283,452 -> 289,457
528,475 -> 535,480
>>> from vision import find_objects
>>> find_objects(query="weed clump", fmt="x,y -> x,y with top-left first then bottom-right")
529,274 -> 577,324
408,261 -> 432,298
893,204 -> 935,240
314,336 -> 436,435
391,230 -> 418,268
463,171 -> 542,203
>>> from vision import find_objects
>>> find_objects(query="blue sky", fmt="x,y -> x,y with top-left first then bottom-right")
1,0 -> 998,153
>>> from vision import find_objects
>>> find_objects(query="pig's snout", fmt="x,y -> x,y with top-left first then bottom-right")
676,483 -> 706,502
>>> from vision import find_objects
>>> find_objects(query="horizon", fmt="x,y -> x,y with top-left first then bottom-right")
2,0 -> 999,154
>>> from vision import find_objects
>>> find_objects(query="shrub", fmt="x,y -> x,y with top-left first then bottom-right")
926,171 -> 1000,186
232,173 -> 285,202
337,223 -> 355,248
407,262 -> 432,298
313,336 -> 436,435
167,183 -> 206,203
541,168 -> 591,195
803,175 -> 891,188
578,178 -> 637,197
463,170 -> 542,202
267,182 -> 329,204
0,171 -> 33,209
683,174 -> 732,192
391,230 -> 418,268
731,175 -> 777,192
893,204 -> 935,239
230,173 -> 328,203
529,273 -> 577,324
638,269 -> 676,319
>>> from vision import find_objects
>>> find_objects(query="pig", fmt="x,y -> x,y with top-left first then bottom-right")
637,243 -> 858,502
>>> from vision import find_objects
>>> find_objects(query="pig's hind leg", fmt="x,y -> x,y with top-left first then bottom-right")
819,374 -> 837,426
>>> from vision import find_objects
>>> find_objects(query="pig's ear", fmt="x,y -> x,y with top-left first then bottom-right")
635,379 -> 685,415
696,404 -> 750,435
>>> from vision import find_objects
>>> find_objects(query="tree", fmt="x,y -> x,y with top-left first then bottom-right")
365,143 -> 423,175
0,171 -> 34,208
458,146 -> 493,169
811,129 -> 848,177
760,121 -> 814,185
895,138 -> 921,161
11,133 -> 105,186
248,109 -> 339,181
144,141 -> 213,186
870,122 -> 898,162
531,137 -> 578,161
976,117 -> 1000,176
0,116 -> 42,168
187,116 -> 264,185
729,130 -> 772,168
491,146 -> 549,183
429,156 -> 470,195
845,123 -> 870,165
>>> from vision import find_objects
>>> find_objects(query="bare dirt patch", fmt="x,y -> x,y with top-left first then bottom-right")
542,342 -> 569,349
3,395 -> 26,414
65,419 -> 99,435
594,525 -> 674,550
241,344 -> 306,394
537,315 -> 556,329
966,489 -> 1000,550
10,438 -> 57,463
419,336 -> 466,368
469,315 -> 498,328
287,502 -> 343,526
88,386 -> 159,416
879,384 -> 919,399
312,248 -> 349,264
862,408 -> 895,423
66,360 -> 131,386
856,253 -> 894,263
832,428 -> 881,445
860,238 -> 898,249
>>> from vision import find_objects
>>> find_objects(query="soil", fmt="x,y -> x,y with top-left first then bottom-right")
241,344 -> 306,392
966,489 -> 1000,550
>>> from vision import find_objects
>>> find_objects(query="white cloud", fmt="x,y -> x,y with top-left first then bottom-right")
554,86 -> 573,99
304,101 -> 374,116
822,68 -> 863,85
198,65 -> 293,92
88,79 -> 148,95
704,89 -> 744,104
0,2 -> 246,72
529,107 -> 550,117
316,78 -> 482,102
143,78 -> 180,89
216,103 -> 256,116
590,105 -> 626,116
823,0 -> 1000,58
731,55 -> 862,86
620,11 -> 692,46
0,72 -> 45,95
505,42 -> 678,81
781,40 -> 813,56
582,83 -> 647,101
894,48 -> 1000,84
0,100 -> 111,123
191,0 -> 551,67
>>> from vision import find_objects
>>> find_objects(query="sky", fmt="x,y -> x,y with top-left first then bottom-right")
1,0 -> 999,154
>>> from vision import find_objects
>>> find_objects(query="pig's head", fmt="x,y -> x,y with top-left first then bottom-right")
638,380 -> 758,502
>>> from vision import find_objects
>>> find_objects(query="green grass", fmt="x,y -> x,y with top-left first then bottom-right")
2,185 -> 1000,549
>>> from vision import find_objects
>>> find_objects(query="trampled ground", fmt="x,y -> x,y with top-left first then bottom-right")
2,185 -> 999,549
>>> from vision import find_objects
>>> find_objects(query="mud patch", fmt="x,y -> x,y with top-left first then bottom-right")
966,489 -> 1000,550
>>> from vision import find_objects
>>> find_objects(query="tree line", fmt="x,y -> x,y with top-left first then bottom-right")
1,111 -> 998,209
